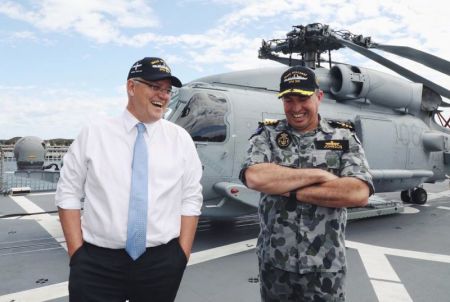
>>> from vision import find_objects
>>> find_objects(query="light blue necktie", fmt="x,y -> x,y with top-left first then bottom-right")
126,123 -> 148,260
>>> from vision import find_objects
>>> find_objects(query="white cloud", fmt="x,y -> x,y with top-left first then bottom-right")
11,31 -> 37,40
0,85 -> 125,139
0,1 -> 35,22
2,0 -> 447,71
1,0 -> 449,138
218,0 -> 291,28
0,0 -> 158,44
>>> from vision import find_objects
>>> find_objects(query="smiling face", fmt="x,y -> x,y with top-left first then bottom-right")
282,90 -> 323,133
126,78 -> 172,123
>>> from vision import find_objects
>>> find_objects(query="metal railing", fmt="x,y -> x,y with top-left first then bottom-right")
0,145 -> 68,193
0,146 -> 3,192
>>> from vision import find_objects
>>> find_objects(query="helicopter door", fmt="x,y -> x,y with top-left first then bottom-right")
355,117 -> 406,169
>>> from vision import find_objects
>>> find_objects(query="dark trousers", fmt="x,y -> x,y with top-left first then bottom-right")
69,238 -> 187,302
259,259 -> 346,302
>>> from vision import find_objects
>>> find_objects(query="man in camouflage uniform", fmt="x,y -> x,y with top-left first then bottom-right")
240,66 -> 374,302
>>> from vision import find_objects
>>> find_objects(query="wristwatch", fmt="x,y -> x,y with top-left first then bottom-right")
289,191 -> 297,201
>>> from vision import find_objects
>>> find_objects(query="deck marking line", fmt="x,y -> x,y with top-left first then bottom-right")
371,280 -> 413,302
2,238 -> 450,301
346,240 -> 450,263
0,236 -> 65,245
9,195 -> 66,251
10,195 -> 45,213
428,190 -> 450,201
0,247 -> 63,257
352,243 -> 412,302
0,281 -> 68,302
188,238 -> 257,266
0,238 -> 258,301
347,240 -> 450,302
437,206 -> 450,211
3,196 -> 450,302
25,192 -> 56,196
357,249 -> 400,282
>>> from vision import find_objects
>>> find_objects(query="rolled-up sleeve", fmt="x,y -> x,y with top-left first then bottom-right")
180,136 -> 203,216
55,126 -> 88,209
340,133 -> 375,195
239,129 -> 272,185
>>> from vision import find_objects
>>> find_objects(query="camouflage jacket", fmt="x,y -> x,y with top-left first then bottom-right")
240,117 -> 374,274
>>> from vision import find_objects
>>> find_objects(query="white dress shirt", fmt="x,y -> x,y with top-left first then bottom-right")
55,110 -> 203,248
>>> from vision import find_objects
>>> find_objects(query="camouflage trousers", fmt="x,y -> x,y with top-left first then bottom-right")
259,259 -> 346,302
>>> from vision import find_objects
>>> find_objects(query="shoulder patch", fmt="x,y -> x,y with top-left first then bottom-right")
248,119 -> 280,140
263,118 -> 279,127
327,120 -> 355,131
249,124 -> 264,140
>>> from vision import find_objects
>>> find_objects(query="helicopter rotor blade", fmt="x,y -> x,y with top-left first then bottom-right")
258,47 -> 304,66
437,101 -> 450,108
371,44 -> 450,76
270,57 -> 304,66
334,36 -> 450,100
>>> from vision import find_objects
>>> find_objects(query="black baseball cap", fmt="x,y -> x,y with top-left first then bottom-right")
278,66 -> 319,98
127,57 -> 182,87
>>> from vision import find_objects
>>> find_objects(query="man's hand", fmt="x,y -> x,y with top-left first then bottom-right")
58,208 -> 83,258
68,242 -> 84,257
179,215 -> 199,261
178,240 -> 191,260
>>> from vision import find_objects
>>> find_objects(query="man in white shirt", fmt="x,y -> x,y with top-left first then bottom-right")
56,57 -> 203,302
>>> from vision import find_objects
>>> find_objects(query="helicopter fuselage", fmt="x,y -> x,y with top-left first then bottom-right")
166,65 -> 450,217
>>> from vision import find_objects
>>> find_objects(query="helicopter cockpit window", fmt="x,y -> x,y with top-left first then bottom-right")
174,92 -> 227,142
164,87 -> 181,120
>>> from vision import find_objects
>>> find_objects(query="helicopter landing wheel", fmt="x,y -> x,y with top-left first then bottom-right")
400,190 -> 411,203
411,187 -> 427,205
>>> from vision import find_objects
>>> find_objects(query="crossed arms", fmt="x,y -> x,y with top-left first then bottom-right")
244,163 -> 370,208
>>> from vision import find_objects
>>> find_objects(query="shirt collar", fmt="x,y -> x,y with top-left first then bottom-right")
318,115 -> 335,134
122,109 -> 159,133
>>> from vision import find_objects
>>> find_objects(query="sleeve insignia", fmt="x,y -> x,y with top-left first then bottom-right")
327,119 -> 355,131
249,125 -> 264,140
276,131 -> 291,149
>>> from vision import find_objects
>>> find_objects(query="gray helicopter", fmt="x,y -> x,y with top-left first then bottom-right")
165,23 -> 450,219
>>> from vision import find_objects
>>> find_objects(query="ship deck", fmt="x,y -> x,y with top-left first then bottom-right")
1,182 -> 450,302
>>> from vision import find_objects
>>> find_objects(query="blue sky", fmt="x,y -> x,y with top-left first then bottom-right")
0,0 -> 449,139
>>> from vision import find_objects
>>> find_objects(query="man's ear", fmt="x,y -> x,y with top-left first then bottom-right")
316,90 -> 324,103
127,79 -> 135,97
